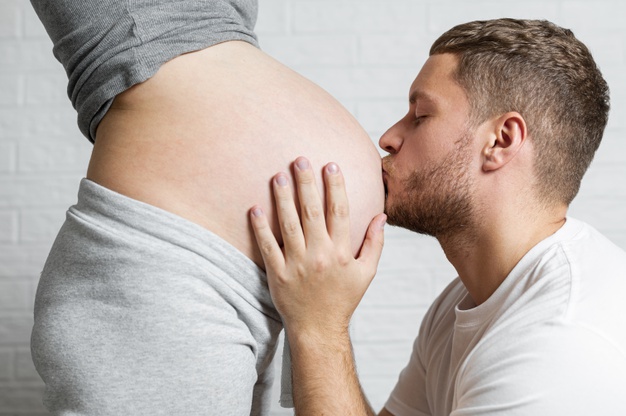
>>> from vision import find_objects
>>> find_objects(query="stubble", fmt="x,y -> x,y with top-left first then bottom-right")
384,134 -> 476,240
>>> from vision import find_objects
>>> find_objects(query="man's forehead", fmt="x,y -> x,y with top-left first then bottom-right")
408,54 -> 465,106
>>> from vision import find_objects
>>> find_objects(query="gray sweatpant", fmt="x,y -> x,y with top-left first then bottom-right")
31,179 -> 282,415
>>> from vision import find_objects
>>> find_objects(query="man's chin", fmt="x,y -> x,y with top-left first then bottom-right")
383,201 -> 436,237
383,200 -> 411,228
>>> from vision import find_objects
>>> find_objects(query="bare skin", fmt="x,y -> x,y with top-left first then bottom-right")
87,41 -> 384,268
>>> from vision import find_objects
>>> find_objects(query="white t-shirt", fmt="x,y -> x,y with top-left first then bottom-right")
385,218 -> 626,416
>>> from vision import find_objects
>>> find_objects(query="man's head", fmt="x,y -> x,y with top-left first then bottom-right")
430,18 -> 610,207
381,18 -> 610,239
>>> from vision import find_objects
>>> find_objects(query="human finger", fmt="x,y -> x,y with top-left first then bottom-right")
293,157 -> 327,245
273,172 -> 306,254
250,205 -> 285,273
324,162 -> 351,250
357,213 -> 386,278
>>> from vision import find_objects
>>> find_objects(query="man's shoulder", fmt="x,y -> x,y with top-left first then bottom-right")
507,217 -> 626,312
532,218 -> 626,314
546,217 -> 626,266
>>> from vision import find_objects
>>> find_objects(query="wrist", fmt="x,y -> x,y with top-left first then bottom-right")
286,324 -> 353,359
286,322 -> 350,345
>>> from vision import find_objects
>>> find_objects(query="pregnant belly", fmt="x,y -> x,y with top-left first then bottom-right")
87,41 -> 384,268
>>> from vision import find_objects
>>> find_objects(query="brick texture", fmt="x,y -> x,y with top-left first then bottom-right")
2,1 -> 625,415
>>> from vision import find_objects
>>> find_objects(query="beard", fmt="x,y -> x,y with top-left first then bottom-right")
384,134 -> 475,239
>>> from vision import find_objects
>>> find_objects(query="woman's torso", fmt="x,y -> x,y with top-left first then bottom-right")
87,41 -> 384,267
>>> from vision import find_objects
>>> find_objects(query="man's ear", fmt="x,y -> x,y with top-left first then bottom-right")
482,112 -> 527,172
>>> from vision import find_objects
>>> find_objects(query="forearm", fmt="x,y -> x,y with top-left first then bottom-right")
288,329 -> 375,416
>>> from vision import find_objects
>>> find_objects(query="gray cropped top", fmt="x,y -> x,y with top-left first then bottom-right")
30,0 -> 259,142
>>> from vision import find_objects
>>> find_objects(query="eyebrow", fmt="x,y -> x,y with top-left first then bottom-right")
408,90 -> 437,106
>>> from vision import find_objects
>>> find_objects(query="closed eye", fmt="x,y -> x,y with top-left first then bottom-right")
413,115 -> 426,126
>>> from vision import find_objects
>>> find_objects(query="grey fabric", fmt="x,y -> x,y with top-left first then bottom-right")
279,338 -> 294,408
31,178 -> 282,415
29,0 -> 259,142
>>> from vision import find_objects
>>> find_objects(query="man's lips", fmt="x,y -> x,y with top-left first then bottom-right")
382,157 -> 393,199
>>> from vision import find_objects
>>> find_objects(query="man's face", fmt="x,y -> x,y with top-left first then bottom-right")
380,53 -> 479,238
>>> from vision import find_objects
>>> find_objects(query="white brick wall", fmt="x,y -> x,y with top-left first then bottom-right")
1,0 -> 624,414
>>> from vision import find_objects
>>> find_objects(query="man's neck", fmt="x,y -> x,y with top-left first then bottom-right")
438,210 -> 567,306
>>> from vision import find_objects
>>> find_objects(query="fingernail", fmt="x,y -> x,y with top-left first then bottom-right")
380,215 -> 387,229
251,207 -> 263,217
326,163 -> 338,174
295,157 -> 309,171
275,174 -> 288,187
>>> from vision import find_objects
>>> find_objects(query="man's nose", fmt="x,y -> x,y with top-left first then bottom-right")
379,122 -> 403,154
